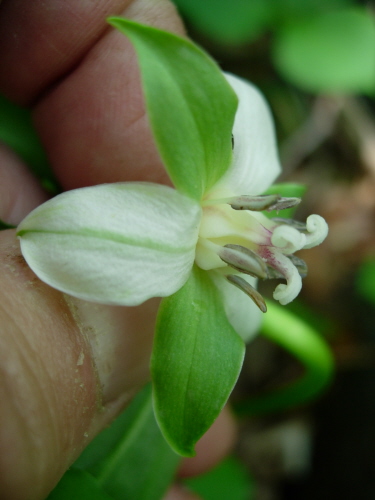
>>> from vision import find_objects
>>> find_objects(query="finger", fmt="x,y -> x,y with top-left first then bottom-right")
178,406 -> 237,478
0,0 -> 184,105
33,0 -> 185,189
0,0 -> 134,105
163,408 -> 237,500
164,485 -> 201,500
0,229 -> 160,499
0,161 -> 159,497
0,229 -> 97,499
0,0 -> 185,189
0,143 -> 48,224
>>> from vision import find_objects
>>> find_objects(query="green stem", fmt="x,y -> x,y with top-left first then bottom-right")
235,300 -> 334,415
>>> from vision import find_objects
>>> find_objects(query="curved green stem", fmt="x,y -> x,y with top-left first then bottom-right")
235,300 -> 334,416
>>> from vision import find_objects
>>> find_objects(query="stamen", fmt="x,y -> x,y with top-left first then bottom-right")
201,194 -> 278,209
229,194 -> 279,211
266,197 -> 301,212
229,195 -> 300,212
226,274 -> 267,313
219,244 -> 268,279
201,194 -> 300,212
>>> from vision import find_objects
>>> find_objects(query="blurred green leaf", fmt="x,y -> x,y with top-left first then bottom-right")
0,94 -> 56,188
272,0 -> 355,23
74,384 -> 180,500
172,0 -> 271,45
236,301 -> 334,415
356,258 -> 375,305
184,456 -> 255,500
273,8 -> 375,94
47,469 -> 113,500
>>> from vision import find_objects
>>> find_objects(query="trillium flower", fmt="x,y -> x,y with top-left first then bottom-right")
17,73 -> 328,341
16,19 -> 328,456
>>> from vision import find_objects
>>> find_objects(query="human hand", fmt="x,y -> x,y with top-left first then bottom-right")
0,1 -> 236,498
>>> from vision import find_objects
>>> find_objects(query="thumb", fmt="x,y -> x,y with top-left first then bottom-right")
0,230 -> 159,500
0,149 -> 158,499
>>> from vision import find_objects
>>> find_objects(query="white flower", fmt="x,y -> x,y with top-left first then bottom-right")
17,74 -> 328,343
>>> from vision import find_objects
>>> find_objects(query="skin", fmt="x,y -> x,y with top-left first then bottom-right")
0,1 -> 236,499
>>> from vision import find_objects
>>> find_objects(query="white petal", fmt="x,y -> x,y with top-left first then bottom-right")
210,270 -> 262,343
17,183 -> 201,306
208,73 -> 281,198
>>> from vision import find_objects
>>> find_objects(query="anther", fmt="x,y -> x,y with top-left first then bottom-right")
219,244 -> 268,279
229,194 -> 279,211
226,274 -> 267,313
228,194 -> 301,212
267,197 -> 301,212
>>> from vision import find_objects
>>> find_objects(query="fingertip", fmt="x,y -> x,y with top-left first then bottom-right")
0,229 -> 160,499
33,0 -> 185,189
0,231 -> 99,499
163,484 -> 202,500
178,406 -> 238,478
0,0 -> 132,104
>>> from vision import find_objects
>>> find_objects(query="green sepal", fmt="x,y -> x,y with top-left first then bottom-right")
108,18 -> 238,200
152,265 -> 245,456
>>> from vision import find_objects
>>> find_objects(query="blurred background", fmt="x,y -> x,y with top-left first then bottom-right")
1,1 -> 374,499
170,1 -> 375,499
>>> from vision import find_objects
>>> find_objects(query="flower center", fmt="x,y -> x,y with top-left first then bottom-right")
195,193 -> 328,311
